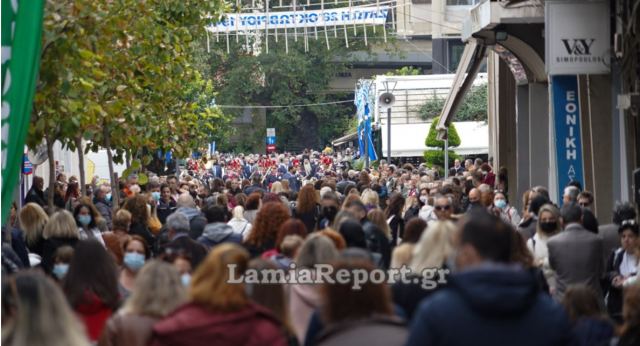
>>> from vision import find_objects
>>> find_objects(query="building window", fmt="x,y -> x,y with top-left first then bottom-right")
448,43 -> 465,71
446,0 -> 479,5
412,0 -> 432,4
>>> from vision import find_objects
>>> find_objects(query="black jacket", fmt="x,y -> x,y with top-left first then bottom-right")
24,187 -> 46,207
41,237 -> 79,273
157,198 -> 177,224
129,221 -> 156,250
362,220 -> 391,269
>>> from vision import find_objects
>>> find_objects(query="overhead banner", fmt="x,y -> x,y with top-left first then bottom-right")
545,1 -> 610,75
207,5 -> 389,32
551,75 -> 585,204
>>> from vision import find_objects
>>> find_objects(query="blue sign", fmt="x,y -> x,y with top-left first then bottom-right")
551,75 -> 584,204
22,154 -> 32,175
266,136 -> 276,145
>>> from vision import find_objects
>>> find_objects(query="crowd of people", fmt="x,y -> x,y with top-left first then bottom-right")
2,149 -> 640,346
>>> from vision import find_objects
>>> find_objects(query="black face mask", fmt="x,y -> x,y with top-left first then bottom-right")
198,194 -> 208,200
539,221 -> 557,232
322,206 -> 339,222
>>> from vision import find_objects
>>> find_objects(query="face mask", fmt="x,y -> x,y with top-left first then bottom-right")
419,196 -> 428,204
151,191 -> 161,201
322,206 -> 338,221
78,215 -> 92,226
539,221 -> 558,232
52,263 -> 69,279
495,200 -> 507,209
181,273 -> 191,287
123,252 -> 145,271
106,193 -> 112,202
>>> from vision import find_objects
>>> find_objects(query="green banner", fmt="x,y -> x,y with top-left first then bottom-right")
2,0 -> 45,224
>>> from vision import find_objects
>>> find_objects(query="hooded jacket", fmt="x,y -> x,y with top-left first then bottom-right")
406,265 -> 572,346
176,207 -> 207,239
149,302 -> 287,346
197,223 -> 242,250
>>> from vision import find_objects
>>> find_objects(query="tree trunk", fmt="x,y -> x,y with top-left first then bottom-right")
125,149 -> 131,170
75,136 -> 87,197
46,136 -> 55,214
103,124 -> 119,212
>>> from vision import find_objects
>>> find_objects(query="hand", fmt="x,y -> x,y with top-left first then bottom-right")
612,275 -> 624,288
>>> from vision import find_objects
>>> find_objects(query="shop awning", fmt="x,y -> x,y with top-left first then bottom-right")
331,132 -> 358,147
436,39 -> 487,140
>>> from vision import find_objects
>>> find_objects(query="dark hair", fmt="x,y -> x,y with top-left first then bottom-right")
577,191 -> 594,204
567,180 -> 583,192
613,202 -> 637,225
63,240 -> 119,310
402,218 -> 427,244
460,211 -> 512,263
562,284 -> 604,323
146,181 -> 160,192
384,192 -> 405,219
160,183 -> 171,193
203,205 -> 228,223
561,203 -> 583,224
338,220 -> 367,249
529,195 -> 550,215
321,260 -> 393,324
123,235 -> 152,259
619,220 -> 640,236
245,193 -> 261,211
72,203 -> 98,229
510,229 -> 533,267
581,208 -> 599,234
344,199 -> 367,215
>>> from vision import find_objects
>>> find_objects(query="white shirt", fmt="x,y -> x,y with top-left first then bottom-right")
78,227 -> 105,246
620,251 -> 638,277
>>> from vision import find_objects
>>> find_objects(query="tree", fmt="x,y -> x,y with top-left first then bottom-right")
418,84 -> 488,122
423,117 -> 461,170
29,0 -> 229,210
385,66 -> 421,76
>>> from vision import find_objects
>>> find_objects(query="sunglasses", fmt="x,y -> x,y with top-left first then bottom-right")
435,205 -> 451,211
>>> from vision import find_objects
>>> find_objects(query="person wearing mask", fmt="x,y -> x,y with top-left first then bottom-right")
24,176 -> 46,208
344,200 -> 391,269
548,203 -> 604,302
466,188 -> 482,212
118,236 -> 151,300
604,220 -> 639,323
161,212 -> 208,270
493,191 -> 521,227
518,194 -> 550,240
2,271 -> 90,346
157,183 -> 177,225
74,203 -> 106,246
63,240 -> 120,343
198,205 -> 242,249
150,244 -> 288,346
99,261 -> 187,346
102,209 -> 132,266
94,186 -> 113,230
526,204 -> 561,296
41,210 -> 81,274
51,246 -> 75,281
318,192 -> 340,230
406,211 -> 572,345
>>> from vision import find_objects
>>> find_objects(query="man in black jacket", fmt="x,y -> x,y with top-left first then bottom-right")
24,176 -> 46,208
344,200 -> 391,269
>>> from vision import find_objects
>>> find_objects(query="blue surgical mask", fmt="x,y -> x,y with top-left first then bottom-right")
151,191 -> 161,201
123,252 -> 145,271
52,263 -> 69,279
181,273 -> 191,287
106,193 -> 112,202
78,215 -> 92,226
495,200 -> 507,209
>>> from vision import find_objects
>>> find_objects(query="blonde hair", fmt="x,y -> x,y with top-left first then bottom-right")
410,221 -> 457,272
18,203 -> 49,246
367,209 -> 391,239
232,206 -> 245,220
112,209 -> 132,231
270,181 -> 284,194
360,189 -> 379,209
2,271 -> 89,346
43,211 -> 79,239
190,243 -> 250,311
123,260 -> 186,317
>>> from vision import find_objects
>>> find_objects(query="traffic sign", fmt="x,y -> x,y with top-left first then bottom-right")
266,128 -> 276,137
266,136 -> 276,145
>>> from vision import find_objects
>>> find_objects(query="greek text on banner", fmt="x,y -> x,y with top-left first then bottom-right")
206,5 -> 389,32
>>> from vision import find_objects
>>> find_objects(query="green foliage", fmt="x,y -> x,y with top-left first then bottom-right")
385,66 -> 421,76
425,117 -> 461,148
418,84 -> 488,122
30,0 -> 229,165
423,150 -> 460,169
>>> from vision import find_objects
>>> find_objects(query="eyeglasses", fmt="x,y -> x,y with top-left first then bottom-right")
435,205 -> 451,211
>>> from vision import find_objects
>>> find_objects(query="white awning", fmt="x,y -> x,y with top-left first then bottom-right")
381,121 -> 488,157
331,132 -> 358,147
436,40 -> 487,139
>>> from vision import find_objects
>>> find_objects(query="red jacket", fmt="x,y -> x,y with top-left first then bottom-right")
75,291 -> 113,341
150,302 -> 288,346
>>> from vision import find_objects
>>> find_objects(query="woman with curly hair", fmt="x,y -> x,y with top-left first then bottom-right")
293,184 -> 320,233
244,202 -> 290,258
123,195 -> 156,251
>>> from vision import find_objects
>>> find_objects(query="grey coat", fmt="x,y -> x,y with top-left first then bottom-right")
598,223 -> 620,269
548,223 -> 604,302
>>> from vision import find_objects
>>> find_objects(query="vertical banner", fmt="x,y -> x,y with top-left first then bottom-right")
2,0 -> 46,224
551,75 -> 584,204
355,80 -> 378,162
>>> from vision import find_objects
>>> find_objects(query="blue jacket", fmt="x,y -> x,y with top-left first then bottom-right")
406,265 -> 573,346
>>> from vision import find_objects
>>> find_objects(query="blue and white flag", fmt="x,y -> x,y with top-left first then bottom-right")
355,80 -> 378,162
